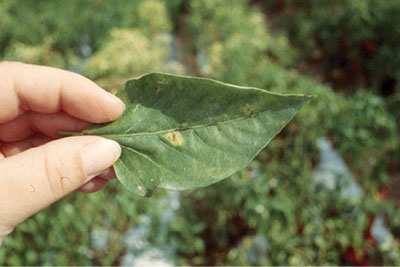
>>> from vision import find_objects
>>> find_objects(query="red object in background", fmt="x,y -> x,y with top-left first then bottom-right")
344,247 -> 370,266
364,216 -> 377,247
376,185 -> 390,201
296,223 -> 304,235
232,214 -> 246,233
275,0 -> 285,10
364,40 -> 380,53
341,185 -> 391,265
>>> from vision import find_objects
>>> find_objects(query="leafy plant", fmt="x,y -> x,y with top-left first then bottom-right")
65,73 -> 310,196
266,0 -> 400,93
187,0 -> 297,86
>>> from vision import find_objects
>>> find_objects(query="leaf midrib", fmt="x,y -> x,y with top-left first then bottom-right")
95,108 -> 282,138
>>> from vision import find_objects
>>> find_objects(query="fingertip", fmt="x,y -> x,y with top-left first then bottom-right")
58,69 -> 125,124
100,90 -> 126,121
2,62 -> 126,124
80,138 -> 121,181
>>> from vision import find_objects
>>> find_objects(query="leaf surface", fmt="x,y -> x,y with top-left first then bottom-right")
79,73 -> 311,196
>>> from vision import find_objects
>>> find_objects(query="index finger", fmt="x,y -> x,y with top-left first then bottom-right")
0,62 -> 125,124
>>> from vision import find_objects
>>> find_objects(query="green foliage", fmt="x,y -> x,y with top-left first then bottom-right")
333,91 -> 399,187
0,0 -> 183,54
135,0 -> 172,35
268,0 -> 400,91
0,0 -> 182,87
0,0 -> 138,58
187,0 -> 297,85
73,73 -> 309,196
2,38 -> 79,69
81,0 -> 184,91
82,28 -> 170,90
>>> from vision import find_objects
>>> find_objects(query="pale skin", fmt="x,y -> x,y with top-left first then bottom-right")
0,62 -> 125,245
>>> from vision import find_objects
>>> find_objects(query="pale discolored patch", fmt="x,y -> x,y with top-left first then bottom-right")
166,131 -> 183,146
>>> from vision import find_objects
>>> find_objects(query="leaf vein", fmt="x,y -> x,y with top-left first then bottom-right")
118,158 -> 146,190
119,144 -> 184,180
101,110 -> 271,138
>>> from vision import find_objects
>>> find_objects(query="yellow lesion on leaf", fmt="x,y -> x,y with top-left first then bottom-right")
166,131 -> 183,146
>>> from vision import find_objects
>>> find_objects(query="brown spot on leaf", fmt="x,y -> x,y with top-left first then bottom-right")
166,131 -> 183,146
243,104 -> 255,116
178,122 -> 190,131
155,87 -> 162,93
178,121 -> 188,130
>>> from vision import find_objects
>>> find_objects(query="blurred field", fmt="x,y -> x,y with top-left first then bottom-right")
1,0 -> 399,265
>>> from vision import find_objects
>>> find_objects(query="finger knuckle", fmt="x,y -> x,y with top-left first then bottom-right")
43,149 -> 86,200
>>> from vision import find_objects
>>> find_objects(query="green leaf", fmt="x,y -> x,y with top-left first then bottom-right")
76,73 -> 311,196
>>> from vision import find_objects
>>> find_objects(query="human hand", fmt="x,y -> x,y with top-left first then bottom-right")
0,62 -> 125,244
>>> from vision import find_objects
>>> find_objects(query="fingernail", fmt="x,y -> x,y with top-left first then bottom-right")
80,139 -> 121,181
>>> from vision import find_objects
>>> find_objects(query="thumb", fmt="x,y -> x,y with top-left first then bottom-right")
0,136 -> 121,239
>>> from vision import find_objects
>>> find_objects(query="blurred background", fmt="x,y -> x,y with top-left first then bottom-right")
1,0 -> 400,265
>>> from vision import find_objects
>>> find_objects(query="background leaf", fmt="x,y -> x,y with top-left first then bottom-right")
81,73 -> 311,196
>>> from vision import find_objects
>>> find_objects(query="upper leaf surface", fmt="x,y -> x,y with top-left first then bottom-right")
83,73 -> 311,196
